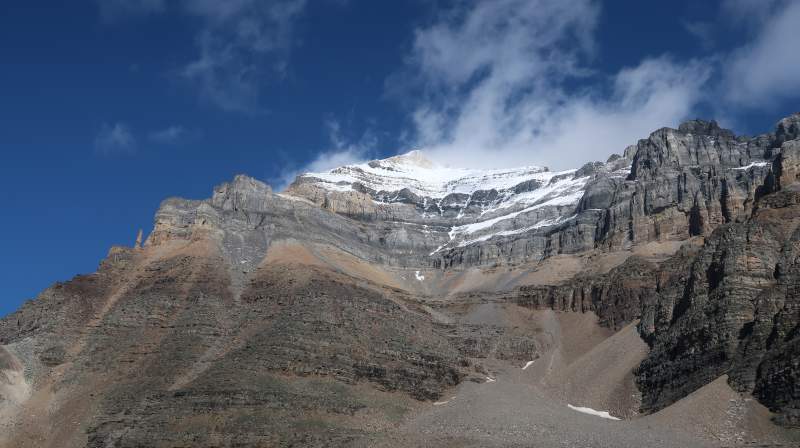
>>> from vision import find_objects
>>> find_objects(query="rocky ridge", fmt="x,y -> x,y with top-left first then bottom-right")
290,118 -> 784,268
0,114 -> 798,447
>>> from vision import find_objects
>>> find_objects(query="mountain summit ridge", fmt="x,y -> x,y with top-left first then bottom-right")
1,114 -> 799,447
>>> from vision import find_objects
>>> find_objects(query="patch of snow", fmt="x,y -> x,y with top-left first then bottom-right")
415,270 -> 425,281
429,244 -> 446,256
485,376 -> 496,383
731,161 -> 770,171
454,195 -> 580,238
302,150 -> 560,199
522,360 -> 535,370
567,404 -> 620,420
610,166 -> 632,179
301,150 -> 581,203
478,174 -> 587,216
456,214 -> 578,247
302,150 -> 592,253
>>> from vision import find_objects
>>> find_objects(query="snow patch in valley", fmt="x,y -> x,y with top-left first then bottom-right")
415,270 -> 425,281
522,360 -> 535,370
567,404 -> 620,420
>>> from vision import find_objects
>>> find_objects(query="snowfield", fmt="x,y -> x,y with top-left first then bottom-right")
567,404 -> 621,420
301,150 -> 597,251
301,150 -> 565,198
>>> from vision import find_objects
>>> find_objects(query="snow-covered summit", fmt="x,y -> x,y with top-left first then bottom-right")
294,150 -> 603,252
299,150 -> 574,201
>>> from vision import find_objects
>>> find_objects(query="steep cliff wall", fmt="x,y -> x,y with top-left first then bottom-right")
1,114 -> 799,446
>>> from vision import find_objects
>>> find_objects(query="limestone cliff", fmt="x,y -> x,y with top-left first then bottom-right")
1,114 -> 799,447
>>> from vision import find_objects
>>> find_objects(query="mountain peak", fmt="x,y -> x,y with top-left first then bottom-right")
298,148 -> 556,200
5,114 -> 800,447
379,150 -> 436,169
365,150 -> 438,172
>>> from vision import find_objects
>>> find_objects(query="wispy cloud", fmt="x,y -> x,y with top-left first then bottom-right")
96,0 -> 307,112
94,0 -> 800,173
394,0 -> 708,170
388,0 -> 798,171
721,1 -> 800,108
323,119 -> 377,162
682,20 -> 715,51
96,0 -> 165,22
721,0 -> 789,25
180,0 -> 307,112
94,122 -> 136,155
273,118 -> 376,190
148,125 -> 198,144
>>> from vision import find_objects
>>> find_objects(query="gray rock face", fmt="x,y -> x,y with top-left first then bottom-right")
510,256 -> 664,331
287,118 -> 790,270
635,185 -> 800,425
490,132 -> 800,427
211,174 -> 273,212
142,116 -> 789,278
2,114 -> 800,446
596,119 -> 776,248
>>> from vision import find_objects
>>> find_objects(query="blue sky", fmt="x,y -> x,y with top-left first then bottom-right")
1,0 -> 799,316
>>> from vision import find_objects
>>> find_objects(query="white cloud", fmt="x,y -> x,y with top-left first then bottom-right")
148,125 -> 194,144
722,1 -> 800,108
181,0 -> 307,112
97,0 -> 165,22
721,0 -> 788,25
94,122 -> 136,155
301,146 -> 366,175
682,20 -> 715,51
409,0 -> 598,88
273,119 -> 374,190
400,0 -> 709,171
322,119 -> 376,161
94,0 -> 800,173
96,0 -> 307,112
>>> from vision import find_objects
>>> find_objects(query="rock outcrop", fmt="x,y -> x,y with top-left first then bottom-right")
289,119 -> 787,270
1,114 -> 799,446
634,137 -> 800,426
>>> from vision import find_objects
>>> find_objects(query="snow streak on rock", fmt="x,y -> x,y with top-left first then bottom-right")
731,161 -> 770,171
522,360 -> 535,370
567,404 -> 620,420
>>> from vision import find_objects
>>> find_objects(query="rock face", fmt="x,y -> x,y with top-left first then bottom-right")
635,153 -> 800,426
290,120 -> 779,269
1,114 -> 800,446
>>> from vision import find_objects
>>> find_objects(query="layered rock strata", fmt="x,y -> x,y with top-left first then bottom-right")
0,114 -> 799,446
